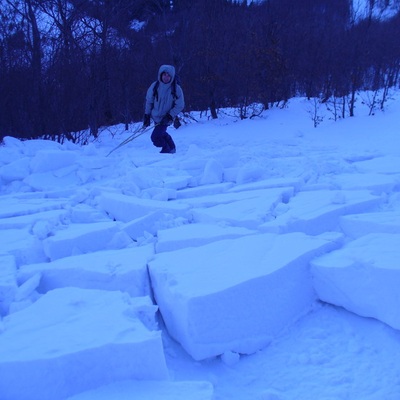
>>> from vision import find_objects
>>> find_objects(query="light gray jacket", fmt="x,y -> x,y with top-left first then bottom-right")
145,65 -> 184,123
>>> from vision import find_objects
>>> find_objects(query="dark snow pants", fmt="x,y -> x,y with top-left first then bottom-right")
151,124 -> 176,153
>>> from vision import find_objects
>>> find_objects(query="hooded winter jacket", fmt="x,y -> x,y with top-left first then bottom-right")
145,65 -> 185,124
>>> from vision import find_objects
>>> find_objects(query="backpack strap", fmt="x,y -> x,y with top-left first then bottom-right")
152,80 -> 178,101
171,80 -> 178,100
152,81 -> 160,101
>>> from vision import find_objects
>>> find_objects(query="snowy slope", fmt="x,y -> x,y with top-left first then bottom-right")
1,94 -> 400,399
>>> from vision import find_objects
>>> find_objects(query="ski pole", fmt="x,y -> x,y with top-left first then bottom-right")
106,125 -> 153,157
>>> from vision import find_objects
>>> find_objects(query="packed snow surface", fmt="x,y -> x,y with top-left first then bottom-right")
1,94 -> 400,399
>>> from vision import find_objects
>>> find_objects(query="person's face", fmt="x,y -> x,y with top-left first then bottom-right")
161,71 -> 171,83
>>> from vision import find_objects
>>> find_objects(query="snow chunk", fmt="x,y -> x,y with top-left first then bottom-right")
23,167 -> 81,191
177,182 -> 234,199
179,187 -> 292,208
99,192 -> 190,223
328,172 -> 399,194
0,228 -> 46,265
190,187 -> 294,229
0,209 -> 69,230
340,211 -> 400,238
19,138 -> 62,155
236,164 -> 266,184
221,350 -> 240,366
0,157 -> 30,182
311,233 -> 400,330
122,210 -> 180,240
200,159 -> 224,185
162,175 -> 191,190
42,221 -> 124,260
148,232 -> 343,360
354,155 -> 400,174
0,197 -> 68,219
0,255 -> 17,315
30,150 -> 78,173
228,177 -> 304,193
156,223 -> 256,253
14,272 -> 41,301
0,288 -> 168,400
18,246 -> 153,297
260,189 -> 382,235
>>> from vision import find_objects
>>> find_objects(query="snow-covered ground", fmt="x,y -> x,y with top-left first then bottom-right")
1,93 -> 400,400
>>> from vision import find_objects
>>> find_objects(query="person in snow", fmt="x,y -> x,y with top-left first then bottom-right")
143,64 -> 184,154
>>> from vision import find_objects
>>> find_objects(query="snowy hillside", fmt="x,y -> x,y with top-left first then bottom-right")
1,93 -> 400,400
352,0 -> 400,20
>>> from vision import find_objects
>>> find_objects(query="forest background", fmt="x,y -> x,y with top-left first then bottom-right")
0,0 -> 399,143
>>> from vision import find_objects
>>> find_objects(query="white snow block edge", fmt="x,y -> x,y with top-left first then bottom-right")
0,255 -> 18,316
0,288 -> 168,400
339,211 -> 400,239
17,246 -> 153,297
149,232 -> 343,360
98,192 -> 190,223
311,233 -> 400,330
43,221 -> 121,261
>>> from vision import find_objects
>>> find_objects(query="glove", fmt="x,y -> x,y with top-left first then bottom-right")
173,116 -> 182,129
160,113 -> 173,126
143,114 -> 150,128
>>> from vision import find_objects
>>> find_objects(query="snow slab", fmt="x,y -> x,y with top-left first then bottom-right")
191,187 -> 294,229
176,182 -> 234,199
123,210 -> 185,240
162,174 -> 192,190
98,192 -> 190,223
17,245 -> 153,297
327,172 -> 399,194
0,228 -> 46,265
0,157 -> 31,182
148,231 -> 343,360
227,176 -> 304,193
23,167 -> 81,191
2,136 -> 62,155
353,155 -> 400,174
42,221 -> 125,260
259,189 -> 382,235
311,233 -> 400,330
0,208 -> 69,229
177,187 -> 293,208
0,196 -> 68,218
156,223 -> 256,253
0,288 -> 168,400
0,254 -> 17,315
66,380 -> 214,400
30,149 -> 78,173
340,211 -> 400,238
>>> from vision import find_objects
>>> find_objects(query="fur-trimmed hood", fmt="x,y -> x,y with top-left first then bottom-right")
158,65 -> 176,83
